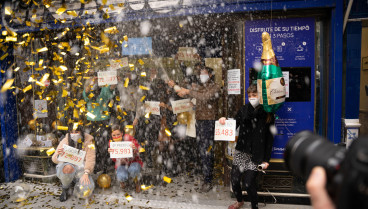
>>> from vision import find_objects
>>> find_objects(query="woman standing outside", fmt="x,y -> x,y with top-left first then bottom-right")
219,84 -> 275,209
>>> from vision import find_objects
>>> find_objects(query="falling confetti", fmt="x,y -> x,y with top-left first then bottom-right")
57,126 -> 68,131
163,176 -> 172,183
46,148 -> 55,156
0,79 -> 15,93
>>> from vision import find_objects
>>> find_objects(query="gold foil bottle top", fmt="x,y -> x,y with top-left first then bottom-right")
261,32 -> 275,60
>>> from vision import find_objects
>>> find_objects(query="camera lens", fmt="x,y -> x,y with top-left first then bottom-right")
284,130 -> 345,179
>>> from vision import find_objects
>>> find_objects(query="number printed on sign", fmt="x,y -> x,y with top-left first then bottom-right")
214,120 -> 236,141
58,144 -> 86,166
110,142 -> 133,158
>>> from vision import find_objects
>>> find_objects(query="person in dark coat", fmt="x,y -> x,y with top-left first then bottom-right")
219,84 -> 275,209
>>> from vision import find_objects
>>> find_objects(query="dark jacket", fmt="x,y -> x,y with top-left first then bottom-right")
235,103 -> 275,164
189,82 -> 221,120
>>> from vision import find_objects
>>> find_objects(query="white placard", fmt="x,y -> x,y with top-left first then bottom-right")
144,101 -> 160,115
109,58 -> 129,71
227,69 -> 241,95
110,142 -> 133,158
214,120 -> 236,141
171,99 -> 192,114
282,71 -> 290,98
34,100 -> 48,118
97,70 -> 118,86
58,144 -> 86,167
43,140 -> 52,147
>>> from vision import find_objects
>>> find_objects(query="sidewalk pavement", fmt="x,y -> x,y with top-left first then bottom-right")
0,173 -> 312,209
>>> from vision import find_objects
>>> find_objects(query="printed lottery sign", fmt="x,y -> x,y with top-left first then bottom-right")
58,144 -> 86,167
97,70 -> 118,86
144,101 -> 160,115
110,142 -> 133,158
171,99 -> 192,114
214,120 -> 236,141
109,58 -> 129,71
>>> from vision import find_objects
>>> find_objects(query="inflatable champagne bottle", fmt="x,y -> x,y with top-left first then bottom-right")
257,32 -> 286,113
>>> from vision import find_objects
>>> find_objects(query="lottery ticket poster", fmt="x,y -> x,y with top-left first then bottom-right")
110,142 -> 133,158
144,101 -> 160,115
97,70 -> 118,86
58,144 -> 86,167
214,120 -> 236,141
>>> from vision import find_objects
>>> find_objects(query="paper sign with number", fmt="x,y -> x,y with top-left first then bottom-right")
214,120 -> 236,141
97,70 -> 118,86
110,142 -> 133,158
58,144 -> 86,167
171,99 -> 192,114
144,101 -> 160,115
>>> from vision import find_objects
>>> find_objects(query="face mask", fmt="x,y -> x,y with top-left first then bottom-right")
70,133 -> 81,142
112,136 -> 122,142
249,98 -> 260,108
200,75 -> 209,83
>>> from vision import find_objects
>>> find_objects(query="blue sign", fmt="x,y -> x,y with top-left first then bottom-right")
245,18 -> 315,159
122,37 -> 152,56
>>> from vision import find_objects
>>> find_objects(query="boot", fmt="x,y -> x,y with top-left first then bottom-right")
59,187 -> 69,202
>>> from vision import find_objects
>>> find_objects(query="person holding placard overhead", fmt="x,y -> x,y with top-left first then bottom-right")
174,66 -> 221,193
52,124 -> 96,202
108,124 -> 143,193
219,84 -> 274,209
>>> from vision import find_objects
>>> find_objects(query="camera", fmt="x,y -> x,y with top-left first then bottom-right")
284,130 -> 368,209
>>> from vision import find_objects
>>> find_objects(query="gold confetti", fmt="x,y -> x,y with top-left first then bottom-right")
88,144 -> 95,149
139,147 -> 145,153
165,128 -> 172,136
104,26 -> 118,34
56,6 -> 67,15
145,112 -> 150,118
2,31 -> 7,36
124,78 -> 129,88
163,176 -> 172,183
207,145 -> 212,153
108,100 -> 114,108
62,89 -> 68,97
140,96 -> 146,102
40,73 -> 50,84
140,185 -> 153,191
116,96 -> 120,101
138,59 -> 144,65
36,47 -> 48,53
173,121 -> 178,126
26,21 -> 32,26
46,148 -> 55,156
5,26 -> 17,37
126,125 -> 133,129
5,36 -> 17,42
57,126 -> 68,131
87,112 -> 96,119
139,85 -> 149,90
125,195 -> 133,202
0,53 -> 9,60
59,65 -> 67,71
39,59 -> 44,67
5,7 -> 12,15
123,35 -> 128,41
0,79 -> 14,93
13,144 -> 17,149
102,0 -> 107,5
23,84 -> 32,93
140,72 -> 146,77
66,10 -> 78,17
123,111 -> 127,116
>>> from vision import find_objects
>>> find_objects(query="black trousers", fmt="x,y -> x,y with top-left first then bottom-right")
231,165 -> 259,209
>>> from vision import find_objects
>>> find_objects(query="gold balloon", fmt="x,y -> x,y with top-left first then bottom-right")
177,112 -> 188,125
28,119 -> 36,131
97,174 -> 111,189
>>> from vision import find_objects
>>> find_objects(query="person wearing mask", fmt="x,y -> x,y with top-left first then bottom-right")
173,66 -> 221,192
52,124 -> 96,202
219,84 -> 274,209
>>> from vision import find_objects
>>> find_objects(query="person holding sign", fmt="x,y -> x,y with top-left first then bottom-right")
52,124 -> 96,202
172,66 -> 221,193
108,125 -> 143,193
219,84 -> 274,209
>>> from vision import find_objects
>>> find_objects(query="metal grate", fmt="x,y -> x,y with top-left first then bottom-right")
261,175 -> 293,192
